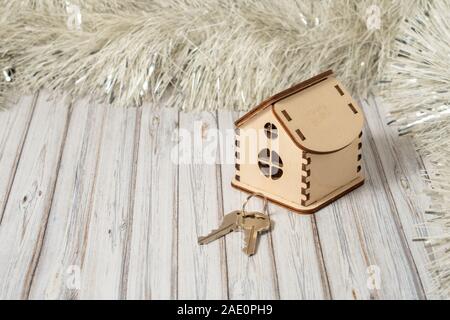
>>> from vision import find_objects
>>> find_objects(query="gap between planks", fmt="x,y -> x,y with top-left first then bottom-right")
0,91 -> 72,299
0,93 -> 432,299
362,97 -> 433,297
25,97 -> 74,298
361,99 -> 425,297
0,93 -> 38,224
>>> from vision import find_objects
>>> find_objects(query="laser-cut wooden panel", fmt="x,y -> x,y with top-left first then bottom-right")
273,76 -> 363,154
233,71 -> 365,213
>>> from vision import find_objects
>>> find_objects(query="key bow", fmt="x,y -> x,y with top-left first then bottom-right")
241,192 -> 269,217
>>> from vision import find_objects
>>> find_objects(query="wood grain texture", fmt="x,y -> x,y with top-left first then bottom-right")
0,95 -> 36,222
270,206 -> 331,299
126,106 -> 178,299
177,111 -> 227,299
314,200 -> 372,299
315,122 -> 425,299
0,93 -> 434,300
75,105 -> 140,299
28,98 -> 106,299
361,97 -> 433,297
0,92 -> 71,299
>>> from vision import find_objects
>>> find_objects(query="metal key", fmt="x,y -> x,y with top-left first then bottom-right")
198,210 -> 243,245
239,212 -> 271,256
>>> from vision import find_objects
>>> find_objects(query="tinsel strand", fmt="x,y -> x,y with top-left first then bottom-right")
0,0 -> 412,111
381,0 -> 450,298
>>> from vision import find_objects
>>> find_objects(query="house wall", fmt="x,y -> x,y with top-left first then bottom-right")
236,106 -> 303,207
306,134 -> 363,205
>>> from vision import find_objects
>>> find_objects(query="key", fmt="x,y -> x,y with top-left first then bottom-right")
239,212 -> 271,256
198,210 -> 243,245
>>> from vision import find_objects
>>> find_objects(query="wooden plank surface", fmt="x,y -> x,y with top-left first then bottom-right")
28,98 -> 106,299
76,105 -> 140,299
0,92 -> 435,299
177,111 -> 227,299
0,92 -> 71,299
361,98 -> 434,297
126,106 -> 178,299
270,205 -> 331,299
0,95 -> 36,221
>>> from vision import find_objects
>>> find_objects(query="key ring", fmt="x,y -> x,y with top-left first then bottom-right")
241,192 -> 269,217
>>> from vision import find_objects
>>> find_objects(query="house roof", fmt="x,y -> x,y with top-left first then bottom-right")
235,70 -> 364,154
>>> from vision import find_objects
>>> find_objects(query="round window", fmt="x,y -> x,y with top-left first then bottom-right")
258,148 -> 283,180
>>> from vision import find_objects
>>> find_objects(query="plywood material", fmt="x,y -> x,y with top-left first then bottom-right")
308,138 -> 362,204
273,77 -> 363,154
232,71 -> 364,213
234,70 -> 333,128
236,107 -> 303,208
232,175 -> 364,214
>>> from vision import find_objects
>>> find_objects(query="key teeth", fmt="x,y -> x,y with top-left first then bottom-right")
198,224 -> 236,245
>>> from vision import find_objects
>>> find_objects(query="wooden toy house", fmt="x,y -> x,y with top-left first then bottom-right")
232,70 -> 364,213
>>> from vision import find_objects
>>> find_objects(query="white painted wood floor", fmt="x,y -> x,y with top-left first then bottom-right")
0,92 -> 434,299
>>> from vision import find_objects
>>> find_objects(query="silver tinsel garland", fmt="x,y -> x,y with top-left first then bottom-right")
381,0 -> 450,298
0,0 -> 412,110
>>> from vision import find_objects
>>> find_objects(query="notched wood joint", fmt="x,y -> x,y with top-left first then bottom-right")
301,194 -> 311,206
295,129 -> 306,141
281,109 -> 292,121
304,157 -> 311,165
301,163 -> 310,171
334,84 -> 344,96
348,103 -> 358,114
301,191 -> 310,200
